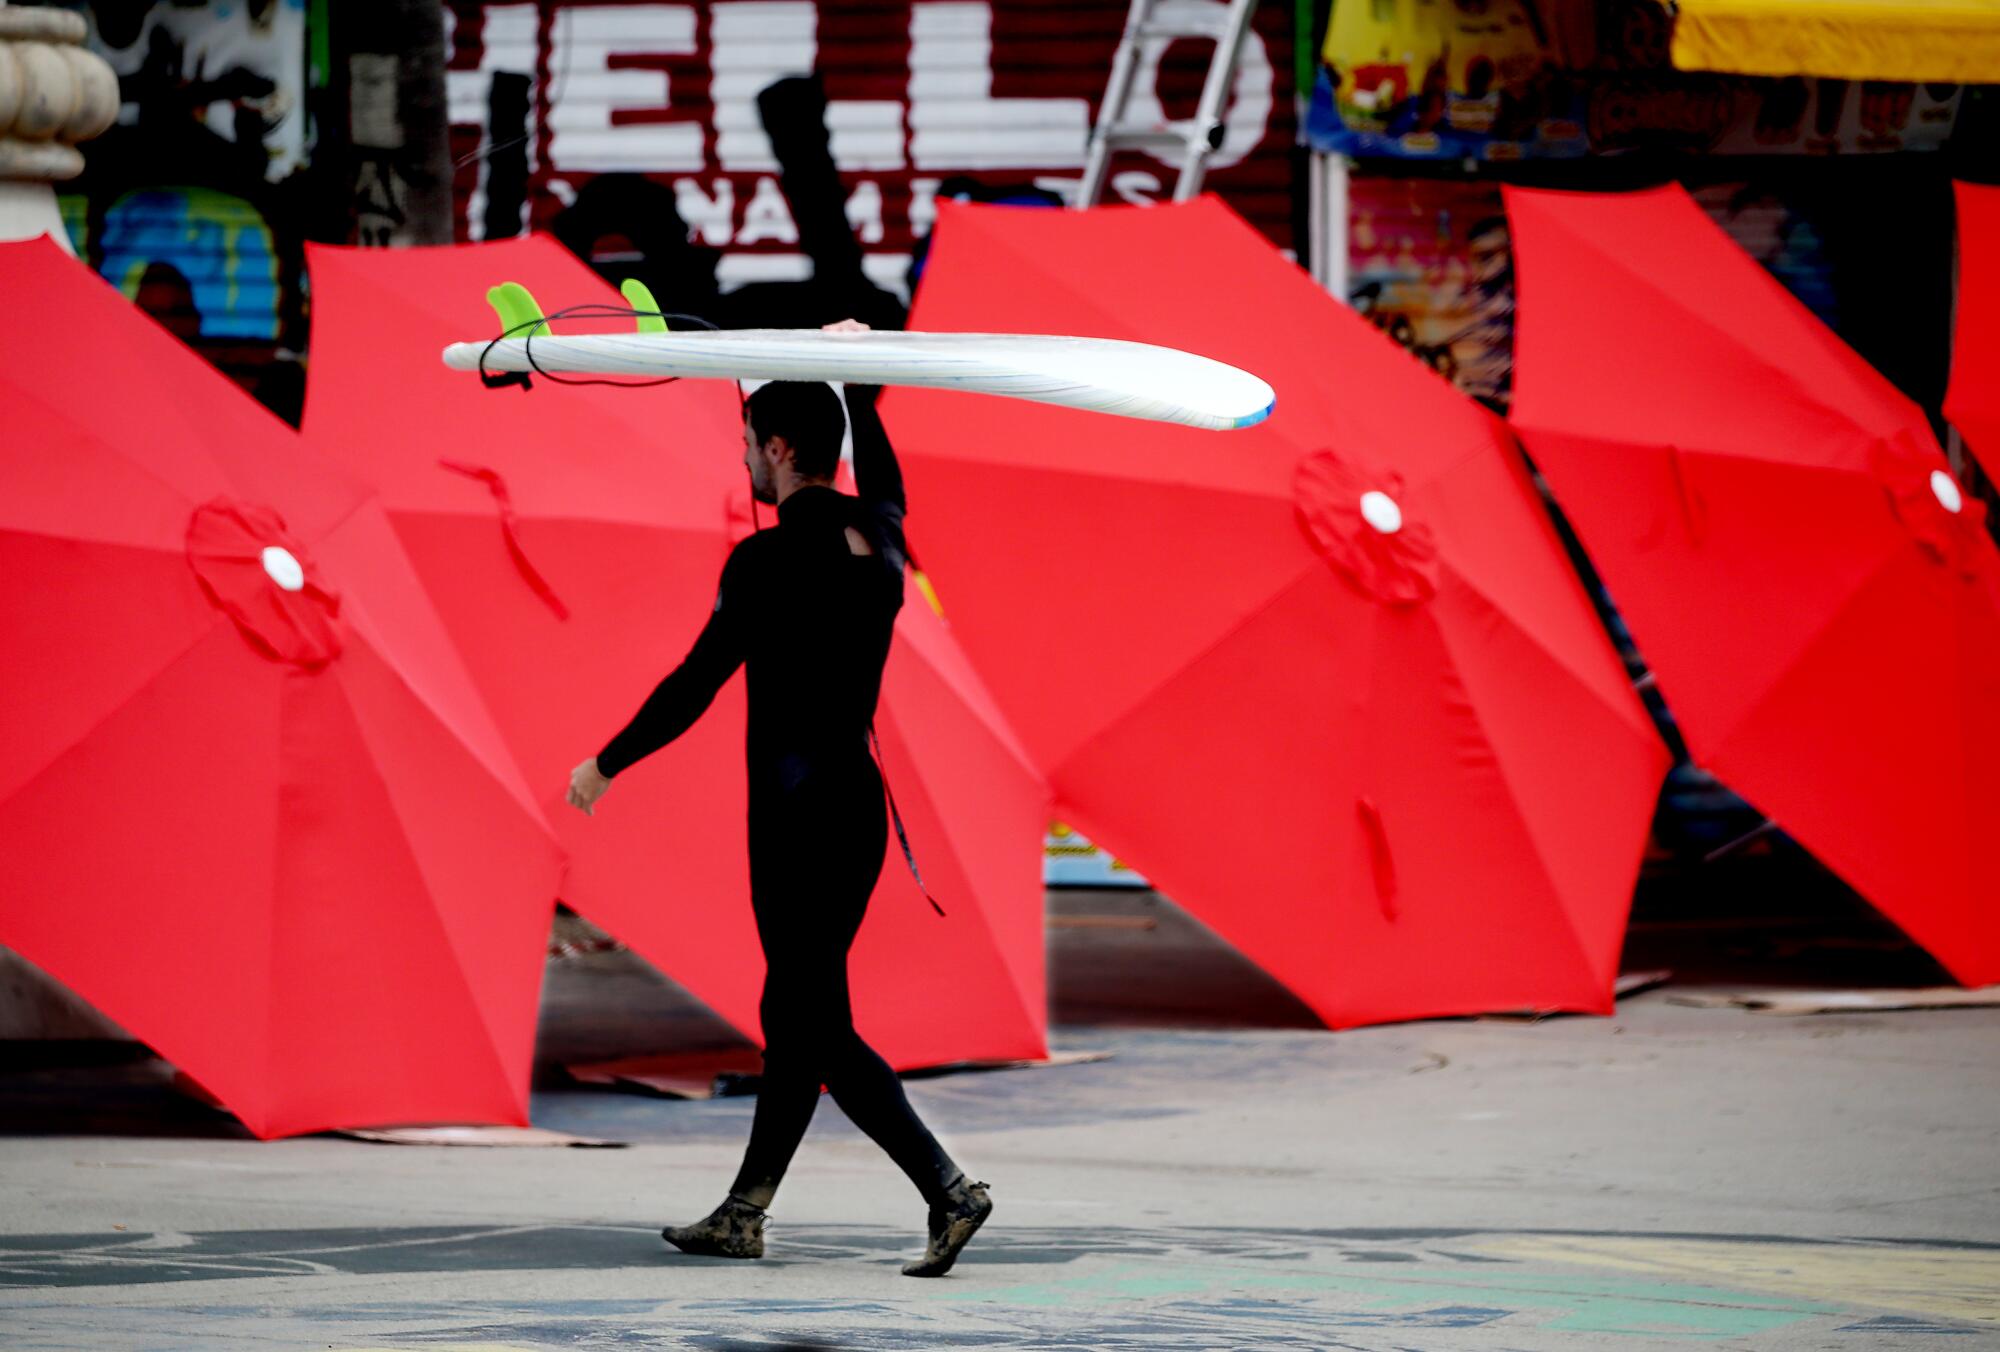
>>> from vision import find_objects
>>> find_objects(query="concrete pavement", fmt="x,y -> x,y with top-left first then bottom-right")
4,992 -> 1996,1348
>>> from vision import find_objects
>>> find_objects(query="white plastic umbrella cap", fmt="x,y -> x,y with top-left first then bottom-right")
262,546 -> 305,592
1931,469 -> 1964,515
1359,490 -> 1404,535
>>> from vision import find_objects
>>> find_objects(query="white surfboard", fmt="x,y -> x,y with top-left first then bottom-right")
441,329 -> 1275,432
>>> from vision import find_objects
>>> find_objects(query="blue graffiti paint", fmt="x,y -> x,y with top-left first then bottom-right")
97,188 -> 280,340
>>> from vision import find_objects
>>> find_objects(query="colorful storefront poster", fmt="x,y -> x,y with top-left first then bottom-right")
1307,0 -> 1962,161
1308,0 -> 1588,161
1346,176 -> 1512,405
1045,823 -> 1149,889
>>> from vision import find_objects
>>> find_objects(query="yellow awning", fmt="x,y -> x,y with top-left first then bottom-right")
1670,0 -> 2000,82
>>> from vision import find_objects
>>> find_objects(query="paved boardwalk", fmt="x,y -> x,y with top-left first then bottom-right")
3,998 -> 1996,1349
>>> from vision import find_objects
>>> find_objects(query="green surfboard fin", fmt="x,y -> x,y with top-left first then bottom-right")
621,278 -> 668,333
486,281 -> 550,338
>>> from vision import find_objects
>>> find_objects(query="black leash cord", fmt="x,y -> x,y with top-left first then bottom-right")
870,724 -> 946,917
478,302 -> 721,390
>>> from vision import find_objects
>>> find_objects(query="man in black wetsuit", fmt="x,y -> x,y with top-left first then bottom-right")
565,322 -> 992,1278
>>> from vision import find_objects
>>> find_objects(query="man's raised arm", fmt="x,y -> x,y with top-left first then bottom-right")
821,318 -> 907,527
845,381 -> 906,520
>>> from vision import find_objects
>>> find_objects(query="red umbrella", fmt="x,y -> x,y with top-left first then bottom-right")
1508,182 -> 2000,985
301,236 -> 1048,1067
880,198 -> 1668,1028
0,237 -> 566,1139
1948,180 -> 2000,470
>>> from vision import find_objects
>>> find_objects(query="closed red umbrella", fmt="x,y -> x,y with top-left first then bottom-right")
0,236 -> 565,1139
1948,180 -> 2000,470
1508,182 -> 2000,984
881,198 -> 1668,1028
301,236 -> 1048,1067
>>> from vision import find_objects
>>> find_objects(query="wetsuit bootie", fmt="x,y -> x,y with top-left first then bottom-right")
901,1176 -> 992,1277
662,1195 -> 766,1259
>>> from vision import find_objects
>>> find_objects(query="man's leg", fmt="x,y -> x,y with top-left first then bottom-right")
817,1000 -> 994,1280
822,1030 -> 962,1205
725,961 -> 832,1210
661,908 -> 825,1255
813,776 -> 964,1204
814,768 -> 994,1277
660,963 -> 801,1257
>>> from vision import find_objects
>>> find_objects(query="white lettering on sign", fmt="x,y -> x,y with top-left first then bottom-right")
547,5 -> 704,173
908,177 -> 943,238
446,3 -> 538,240
711,1 -> 815,171
442,0 -> 1286,260
844,179 -> 884,243
672,176 -> 881,247
737,175 -> 800,244
675,177 -> 737,245
710,2 -> 906,172
907,2 -> 1090,170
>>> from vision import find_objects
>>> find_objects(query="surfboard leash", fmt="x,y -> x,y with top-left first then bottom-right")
870,724 -> 947,918
477,301 -> 723,391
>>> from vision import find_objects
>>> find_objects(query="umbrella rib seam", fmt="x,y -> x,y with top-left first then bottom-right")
327,641 -> 543,1127
1680,544 -> 1909,762
1511,200 -> 1916,442
1043,564 -> 1318,790
1,621 -> 220,811
1434,554 -> 1662,744
1428,577 -> 1650,996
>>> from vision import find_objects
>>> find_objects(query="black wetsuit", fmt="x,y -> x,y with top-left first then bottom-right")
595,386 -> 960,1208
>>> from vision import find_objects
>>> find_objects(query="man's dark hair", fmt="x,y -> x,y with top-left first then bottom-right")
745,381 -> 845,481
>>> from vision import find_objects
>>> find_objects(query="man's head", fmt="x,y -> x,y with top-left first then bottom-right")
743,381 -> 845,504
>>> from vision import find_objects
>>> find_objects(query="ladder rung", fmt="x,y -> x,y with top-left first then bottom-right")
1100,119 -> 1196,142
1076,0 -> 1254,209
1097,119 -> 1220,150
1135,17 -> 1232,41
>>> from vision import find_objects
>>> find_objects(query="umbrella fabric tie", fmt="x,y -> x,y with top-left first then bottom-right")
1872,436 -> 1993,580
1356,796 -> 1399,921
1294,449 -> 1438,606
185,498 -> 344,668
438,460 -> 571,620
870,724 -> 946,918
1665,445 -> 1708,544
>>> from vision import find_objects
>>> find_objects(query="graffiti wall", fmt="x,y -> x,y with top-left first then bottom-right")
441,0 -> 1296,305
54,0 -> 313,418
63,0 -> 310,183
45,1 -> 1298,410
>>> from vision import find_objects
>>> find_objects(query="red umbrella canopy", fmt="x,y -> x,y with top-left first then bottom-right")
301,236 -> 1048,1067
1948,180 -> 2000,471
821,492 -> 1050,1068
1508,183 -> 2000,985
881,198 -> 1668,1028
0,237 -> 565,1139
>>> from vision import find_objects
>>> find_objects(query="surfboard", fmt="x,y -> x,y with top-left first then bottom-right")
441,328 -> 1276,432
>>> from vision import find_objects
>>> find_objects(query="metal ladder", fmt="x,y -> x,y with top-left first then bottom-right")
1073,0 -> 1260,208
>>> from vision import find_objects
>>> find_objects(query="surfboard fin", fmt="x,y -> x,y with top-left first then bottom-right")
621,278 -> 668,333
482,281 -> 548,391
487,281 -> 550,338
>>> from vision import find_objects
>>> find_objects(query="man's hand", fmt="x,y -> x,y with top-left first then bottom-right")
567,757 -> 611,816
823,318 -> 871,334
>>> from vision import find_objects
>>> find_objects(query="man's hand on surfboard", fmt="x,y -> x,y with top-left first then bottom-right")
822,318 -> 871,334
567,757 -> 611,816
